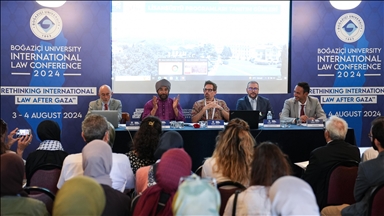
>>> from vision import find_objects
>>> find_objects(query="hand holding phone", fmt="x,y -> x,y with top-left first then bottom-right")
16,129 -> 31,138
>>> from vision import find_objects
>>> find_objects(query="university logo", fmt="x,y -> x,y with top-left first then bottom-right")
335,13 -> 365,43
30,8 -> 63,40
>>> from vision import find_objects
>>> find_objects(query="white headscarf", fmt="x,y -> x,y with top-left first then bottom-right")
82,140 -> 113,186
269,176 -> 320,216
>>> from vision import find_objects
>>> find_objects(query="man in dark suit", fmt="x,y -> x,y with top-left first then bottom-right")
302,115 -> 360,210
235,81 -> 273,123
86,85 -> 122,121
321,116 -> 384,216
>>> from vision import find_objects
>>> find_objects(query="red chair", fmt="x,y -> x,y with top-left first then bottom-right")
27,164 -> 62,195
325,160 -> 359,206
217,181 -> 246,216
24,186 -> 55,215
368,183 -> 384,216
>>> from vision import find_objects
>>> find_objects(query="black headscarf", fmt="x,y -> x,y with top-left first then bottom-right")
154,131 -> 184,160
37,120 -> 61,142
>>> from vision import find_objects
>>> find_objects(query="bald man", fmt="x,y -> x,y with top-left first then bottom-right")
86,85 -> 122,121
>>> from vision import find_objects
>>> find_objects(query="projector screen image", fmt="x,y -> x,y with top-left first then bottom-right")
111,1 -> 290,94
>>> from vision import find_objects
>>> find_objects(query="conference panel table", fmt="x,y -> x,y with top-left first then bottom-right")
114,125 -> 356,173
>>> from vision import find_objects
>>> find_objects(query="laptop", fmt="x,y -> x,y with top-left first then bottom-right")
229,110 -> 260,129
90,110 -> 119,128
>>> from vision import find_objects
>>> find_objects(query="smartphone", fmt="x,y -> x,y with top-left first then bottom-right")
16,129 -> 31,137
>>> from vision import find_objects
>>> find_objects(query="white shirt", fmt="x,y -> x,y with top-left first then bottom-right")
57,153 -> 135,192
224,186 -> 272,216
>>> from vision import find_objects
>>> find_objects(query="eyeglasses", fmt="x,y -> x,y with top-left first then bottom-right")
368,134 -> 373,139
247,87 -> 259,91
203,88 -> 214,92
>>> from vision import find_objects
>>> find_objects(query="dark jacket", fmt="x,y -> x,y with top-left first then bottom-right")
235,95 -> 273,122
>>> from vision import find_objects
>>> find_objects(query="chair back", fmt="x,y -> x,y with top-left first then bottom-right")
28,163 -> 62,194
326,160 -> 359,206
130,193 -> 141,216
24,186 -> 55,215
368,183 -> 384,216
217,181 -> 246,216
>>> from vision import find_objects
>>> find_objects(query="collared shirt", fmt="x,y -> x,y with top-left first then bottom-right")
102,101 -> 110,110
36,140 -> 64,151
248,96 -> 258,110
142,97 -> 185,121
191,98 -> 230,121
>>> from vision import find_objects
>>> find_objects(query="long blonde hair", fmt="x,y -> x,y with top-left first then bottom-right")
212,118 -> 255,184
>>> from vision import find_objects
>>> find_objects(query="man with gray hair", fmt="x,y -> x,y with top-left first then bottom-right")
57,114 -> 135,192
142,79 -> 185,121
86,84 -> 122,121
302,115 -> 360,209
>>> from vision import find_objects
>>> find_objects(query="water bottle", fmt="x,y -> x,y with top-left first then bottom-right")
267,111 -> 272,120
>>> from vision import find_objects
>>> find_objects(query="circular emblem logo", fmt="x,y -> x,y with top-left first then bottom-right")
30,8 -> 63,40
335,13 -> 365,43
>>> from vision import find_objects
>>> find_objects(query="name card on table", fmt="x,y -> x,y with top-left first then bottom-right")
263,119 -> 281,128
126,121 -> 141,130
161,120 -> 170,129
306,119 -> 324,127
207,120 -> 225,128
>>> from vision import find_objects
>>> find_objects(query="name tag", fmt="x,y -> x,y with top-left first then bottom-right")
263,119 -> 281,128
161,120 -> 170,129
207,120 -> 225,128
306,119 -> 324,127
126,121 -> 140,130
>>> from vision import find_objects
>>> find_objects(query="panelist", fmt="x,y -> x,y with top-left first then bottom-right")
280,82 -> 326,123
142,79 -> 185,121
235,81 -> 274,122
191,80 -> 230,123
86,85 -> 122,121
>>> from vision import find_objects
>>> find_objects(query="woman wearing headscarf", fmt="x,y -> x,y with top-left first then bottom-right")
126,116 -> 162,174
202,118 -> 255,186
25,120 -> 68,183
133,148 -> 192,216
53,176 -> 106,216
1,153 -> 49,216
224,142 -> 292,216
269,176 -> 320,216
136,130 -> 184,194
82,139 -> 131,215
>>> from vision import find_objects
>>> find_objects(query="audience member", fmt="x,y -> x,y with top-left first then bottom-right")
202,118 -> 255,186
191,80 -> 230,122
82,140 -> 130,215
269,176 -> 319,216
136,131 -> 184,194
302,115 -> 360,209
1,118 -> 32,157
142,79 -> 185,121
57,114 -> 134,192
235,81 -> 274,122
25,120 -> 68,183
321,116 -> 384,216
86,84 -> 122,121
133,149 -> 192,216
224,142 -> 292,215
1,153 -> 49,216
361,147 -> 379,162
173,175 -> 220,215
280,82 -> 326,123
53,176 -> 106,216
126,116 -> 162,174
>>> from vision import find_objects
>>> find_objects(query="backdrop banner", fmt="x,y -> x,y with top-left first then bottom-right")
1,1 -> 382,158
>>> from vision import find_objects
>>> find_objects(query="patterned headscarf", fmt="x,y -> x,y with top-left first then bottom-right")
0,153 -> 28,197
82,140 -> 113,186
53,176 -> 106,216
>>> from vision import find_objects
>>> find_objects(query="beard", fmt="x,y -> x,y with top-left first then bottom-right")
158,93 -> 168,101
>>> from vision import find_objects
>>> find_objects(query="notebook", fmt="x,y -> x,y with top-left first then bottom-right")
229,110 -> 260,129
90,110 -> 119,128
